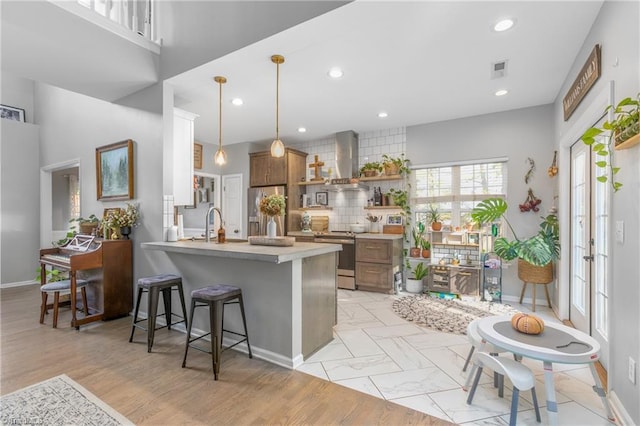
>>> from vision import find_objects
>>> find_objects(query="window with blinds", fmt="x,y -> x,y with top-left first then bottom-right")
413,160 -> 507,227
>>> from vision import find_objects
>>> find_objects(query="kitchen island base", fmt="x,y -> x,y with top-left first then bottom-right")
142,241 -> 339,369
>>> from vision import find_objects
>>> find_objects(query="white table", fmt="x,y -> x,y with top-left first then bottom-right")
476,315 -> 615,425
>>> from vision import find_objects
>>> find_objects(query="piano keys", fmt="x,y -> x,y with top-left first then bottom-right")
40,236 -> 132,329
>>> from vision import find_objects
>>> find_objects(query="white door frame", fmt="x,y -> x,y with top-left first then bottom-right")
221,173 -> 244,239
40,158 -> 81,248
557,82 -> 613,321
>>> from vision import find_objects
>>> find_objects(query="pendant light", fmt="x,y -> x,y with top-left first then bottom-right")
213,76 -> 227,166
270,54 -> 285,158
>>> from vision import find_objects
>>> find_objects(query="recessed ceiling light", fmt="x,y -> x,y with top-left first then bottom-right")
298,127 -> 307,133
378,112 -> 388,118
494,18 -> 515,32
328,67 -> 344,79
231,98 -> 243,106
495,89 -> 509,96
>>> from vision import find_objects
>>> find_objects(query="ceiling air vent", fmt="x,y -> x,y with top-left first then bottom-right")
491,60 -> 508,79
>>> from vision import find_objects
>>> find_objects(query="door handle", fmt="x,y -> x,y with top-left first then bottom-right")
234,229 -> 239,233
583,255 -> 594,261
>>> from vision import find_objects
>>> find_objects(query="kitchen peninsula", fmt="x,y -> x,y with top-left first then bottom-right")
141,240 -> 340,369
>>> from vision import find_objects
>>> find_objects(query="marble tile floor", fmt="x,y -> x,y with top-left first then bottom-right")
298,289 -> 614,425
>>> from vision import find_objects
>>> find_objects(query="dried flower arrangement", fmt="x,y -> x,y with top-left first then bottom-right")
259,194 -> 286,217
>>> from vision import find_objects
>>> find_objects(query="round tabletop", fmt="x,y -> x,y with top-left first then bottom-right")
476,315 -> 601,364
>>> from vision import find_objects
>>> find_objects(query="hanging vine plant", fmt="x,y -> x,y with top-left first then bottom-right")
580,93 -> 639,192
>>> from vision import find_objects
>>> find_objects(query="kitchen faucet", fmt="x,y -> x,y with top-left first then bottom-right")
205,206 -> 222,242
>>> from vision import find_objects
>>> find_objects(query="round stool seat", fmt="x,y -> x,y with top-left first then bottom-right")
138,273 -> 182,288
191,285 -> 241,301
41,279 -> 89,292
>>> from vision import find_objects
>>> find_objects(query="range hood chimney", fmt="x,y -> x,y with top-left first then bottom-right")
328,130 -> 369,191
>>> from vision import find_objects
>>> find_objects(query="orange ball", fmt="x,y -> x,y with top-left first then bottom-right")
511,313 -> 545,335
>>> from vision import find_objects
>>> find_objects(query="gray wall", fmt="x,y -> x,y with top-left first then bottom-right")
407,104 -> 556,301
35,82 -> 164,283
0,120 -> 40,284
552,1 -> 639,422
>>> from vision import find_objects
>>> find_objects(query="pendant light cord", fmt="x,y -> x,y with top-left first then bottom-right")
275,61 -> 280,141
218,78 -> 223,149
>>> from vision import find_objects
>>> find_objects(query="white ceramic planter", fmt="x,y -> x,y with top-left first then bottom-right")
405,278 -> 424,294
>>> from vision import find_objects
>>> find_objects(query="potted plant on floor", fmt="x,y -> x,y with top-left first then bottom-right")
406,262 -> 428,293
427,205 -> 442,231
471,198 -> 560,284
580,93 -> 639,192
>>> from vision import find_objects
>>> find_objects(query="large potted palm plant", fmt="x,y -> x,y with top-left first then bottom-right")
471,198 -> 560,284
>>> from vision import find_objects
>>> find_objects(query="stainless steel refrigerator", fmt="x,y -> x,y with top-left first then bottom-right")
247,186 -> 286,237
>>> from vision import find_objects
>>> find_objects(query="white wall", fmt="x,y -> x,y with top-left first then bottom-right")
35,82 -> 164,282
406,104 -> 557,302
0,120 -> 40,285
552,1 -> 639,422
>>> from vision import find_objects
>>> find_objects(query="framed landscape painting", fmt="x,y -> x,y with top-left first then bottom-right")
96,139 -> 134,201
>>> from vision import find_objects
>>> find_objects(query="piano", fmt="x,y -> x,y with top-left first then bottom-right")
40,235 -> 132,329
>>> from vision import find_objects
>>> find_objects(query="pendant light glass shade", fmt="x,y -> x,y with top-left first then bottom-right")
271,54 -> 285,158
214,76 -> 227,166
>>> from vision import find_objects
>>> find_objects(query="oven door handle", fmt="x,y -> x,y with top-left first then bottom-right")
314,239 -> 355,244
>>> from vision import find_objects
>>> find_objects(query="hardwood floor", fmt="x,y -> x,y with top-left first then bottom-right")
1,285 -> 450,425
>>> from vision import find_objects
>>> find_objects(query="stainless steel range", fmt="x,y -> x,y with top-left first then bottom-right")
313,231 -> 356,290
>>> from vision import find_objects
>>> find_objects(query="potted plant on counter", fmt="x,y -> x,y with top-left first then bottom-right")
471,198 -> 559,286
406,262 -> 428,293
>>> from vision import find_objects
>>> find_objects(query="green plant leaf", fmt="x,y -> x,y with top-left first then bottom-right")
596,150 -> 608,156
582,127 -> 603,139
612,167 -> 620,175
597,176 -> 608,183
471,198 -> 507,224
493,238 -> 520,261
595,161 -> 607,168
593,143 -> 604,152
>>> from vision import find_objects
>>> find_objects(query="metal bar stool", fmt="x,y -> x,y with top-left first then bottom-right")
182,284 -> 252,380
40,279 -> 89,328
129,274 -> 188,352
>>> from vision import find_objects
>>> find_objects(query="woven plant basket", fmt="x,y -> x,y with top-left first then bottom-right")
384,163 -> 400,176
518,259 -> 553,284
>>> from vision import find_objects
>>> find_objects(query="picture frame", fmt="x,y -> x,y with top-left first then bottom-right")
387,214 -> 403,225
96,140 -> 134,201
315,191 -> 328,206
194,143 -> 203,170
0,104 -> 25,122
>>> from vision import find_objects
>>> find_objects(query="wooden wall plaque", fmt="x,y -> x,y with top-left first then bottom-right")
194,142 -> 203,169
563,44 -> 601,121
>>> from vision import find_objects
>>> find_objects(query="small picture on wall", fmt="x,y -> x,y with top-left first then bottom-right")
387,214 -> 403,225
0,104 -> 25,122
315,192 -> 328,206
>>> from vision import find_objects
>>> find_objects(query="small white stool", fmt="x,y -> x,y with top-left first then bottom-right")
40,279 -> 89,328
463,319 -> 511,392
467,352 -> 541,426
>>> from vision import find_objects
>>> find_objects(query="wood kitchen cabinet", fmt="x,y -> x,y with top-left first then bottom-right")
249,148 -> 306,187
356,237 -> 402,294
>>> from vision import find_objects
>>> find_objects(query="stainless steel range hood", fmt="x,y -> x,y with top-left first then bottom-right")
326,130 -> 369,191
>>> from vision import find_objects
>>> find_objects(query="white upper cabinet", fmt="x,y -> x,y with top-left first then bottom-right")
173,108 -> 198,206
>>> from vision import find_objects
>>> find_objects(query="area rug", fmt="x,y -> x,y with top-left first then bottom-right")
1,374 -> 133,426
392,295 -> 520,335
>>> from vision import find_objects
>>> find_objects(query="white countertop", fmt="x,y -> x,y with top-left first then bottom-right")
141,240 -> 341,264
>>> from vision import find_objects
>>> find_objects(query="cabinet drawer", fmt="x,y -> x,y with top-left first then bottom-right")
356,239 -> 393,263
356,262 -> 395,293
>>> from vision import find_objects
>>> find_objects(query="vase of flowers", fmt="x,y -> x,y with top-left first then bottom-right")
259,194 -> 285,237
103,203 -> 140,239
